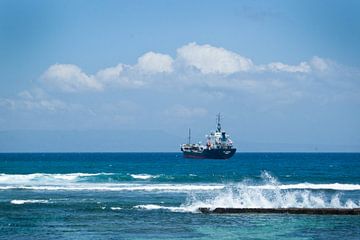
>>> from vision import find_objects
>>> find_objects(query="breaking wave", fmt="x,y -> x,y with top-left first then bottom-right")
0,172 -> 360,191
10,199 -> 49,205
176,172 -> 360,211
0,172 -> 179,184
0,183 -> 224,192
1,182 -> 359,191
2,171 -> 359,212
0,173 -> 113,184
110,207 -> 122,211
252,183 -> 360,191
1,171 -> 360,210
132,172 -> 360,212
130,174 -> 159,180
178,186 -> 360,212
134,204 -> 188,212
132,187 -> 360,213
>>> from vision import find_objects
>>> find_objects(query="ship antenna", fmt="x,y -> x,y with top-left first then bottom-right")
216,113 -> 221,132
188,128 -> 191,144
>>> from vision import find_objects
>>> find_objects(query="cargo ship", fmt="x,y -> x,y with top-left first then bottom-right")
180,114 -> 236,159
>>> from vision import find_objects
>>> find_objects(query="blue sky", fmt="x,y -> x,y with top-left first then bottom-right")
0,0 -> 360,151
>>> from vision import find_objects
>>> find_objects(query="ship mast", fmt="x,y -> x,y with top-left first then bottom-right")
216,113 -> 221,132
188,128 -> 191,144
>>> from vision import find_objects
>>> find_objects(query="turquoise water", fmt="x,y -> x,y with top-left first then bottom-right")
0,153 -> 359,239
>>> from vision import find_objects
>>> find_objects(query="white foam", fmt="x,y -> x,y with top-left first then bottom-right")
1,172 -> 360,211
134,204 -> 188,212
1,182 -> 359,192
130,174 -> 159,180
181,189 -> 360,211
0,183 -> 224,192
134,204 -> 163,210
131,173 -> 360,213
177,178 -> 360,211
252,183 -> 360,191
0,173 -> 112,184
134,188 -> 360,213
1,173 -> 359,191
111,207 -> 122,210
10,199 -> 49,205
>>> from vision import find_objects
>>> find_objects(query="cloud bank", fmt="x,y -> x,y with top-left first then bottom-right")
39,42 -> 344,95
41,64 -> 103,92
136,52 -> 174,74
177,42 -> 253,74
1,42 -> 359,123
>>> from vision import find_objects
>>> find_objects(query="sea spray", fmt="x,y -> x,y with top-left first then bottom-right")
178,172 -> 360,211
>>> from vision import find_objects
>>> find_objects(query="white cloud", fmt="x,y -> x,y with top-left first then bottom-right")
18,88 -> 48,100
266,61 -> 311,73
18,90 -> 34,99
96,64 -> 124,82
177,42 -> 253,74
28,99 -> 68,111
97,64 -> 147,88
0,88 -> 70,112
42,64 -> 103,92
37,42 -> 354,102
136,52 -> 174,73
310,56 -> 329,72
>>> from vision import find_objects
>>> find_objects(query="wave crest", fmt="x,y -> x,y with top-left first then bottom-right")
10,199 -> 49,205
0,183 -> 224,192
0,173 -> 112,184
178,172 -> 360,211
130,174 -> 159,180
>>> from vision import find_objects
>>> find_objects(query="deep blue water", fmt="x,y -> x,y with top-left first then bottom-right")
0,153 -> 359,239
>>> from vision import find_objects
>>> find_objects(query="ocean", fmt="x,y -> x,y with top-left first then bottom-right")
0,153 -> 359,239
